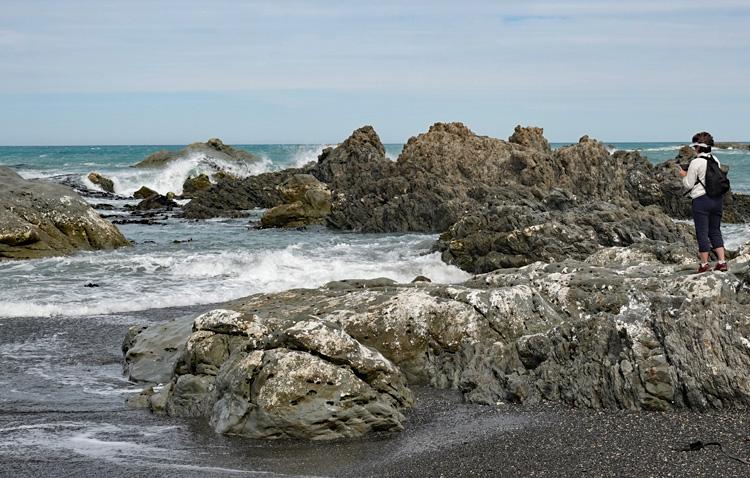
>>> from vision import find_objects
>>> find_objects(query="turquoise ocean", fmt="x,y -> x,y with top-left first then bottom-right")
0,142 -> 748,319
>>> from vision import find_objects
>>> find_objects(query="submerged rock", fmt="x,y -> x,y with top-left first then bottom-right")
260,174 -> 332,228
87,172 -> 115,193
124,247 -> 750,441
0,167 -> 128,260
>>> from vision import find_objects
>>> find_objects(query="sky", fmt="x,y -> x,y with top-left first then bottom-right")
0,0 -> 748,145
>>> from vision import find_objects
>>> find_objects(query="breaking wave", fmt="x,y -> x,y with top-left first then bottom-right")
81,152 -> 273,196
0,232 -> 470,318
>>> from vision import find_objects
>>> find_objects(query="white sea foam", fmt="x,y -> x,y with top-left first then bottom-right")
0,239 -> 470,318
81,152 -> 273,196
290,144 -> 336,168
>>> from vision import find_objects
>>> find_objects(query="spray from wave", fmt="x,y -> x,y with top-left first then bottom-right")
81,152 -> 273,196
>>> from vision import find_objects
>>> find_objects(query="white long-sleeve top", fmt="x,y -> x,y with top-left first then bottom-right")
683,152 -> 720,199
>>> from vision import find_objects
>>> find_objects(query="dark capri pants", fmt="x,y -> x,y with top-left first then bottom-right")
692,194 -> 724,253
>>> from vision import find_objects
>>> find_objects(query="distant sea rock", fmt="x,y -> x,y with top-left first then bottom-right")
0,166 -> 128,260
715,142 -> 750,151
123,245 -> 750,440
133,138 -> 259,168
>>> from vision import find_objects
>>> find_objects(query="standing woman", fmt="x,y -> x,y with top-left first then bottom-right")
679,131 -> 728,273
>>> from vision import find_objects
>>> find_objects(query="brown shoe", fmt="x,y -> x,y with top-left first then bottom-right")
714,262 -> 728,272
696,263 -> 711,273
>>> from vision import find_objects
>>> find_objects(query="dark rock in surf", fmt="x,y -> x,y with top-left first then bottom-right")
435,191 -> 696,273
87,172 -> 115,193
133,186 -> 158,199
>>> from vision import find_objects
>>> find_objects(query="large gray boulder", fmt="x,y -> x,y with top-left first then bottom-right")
125,305 -> 412,440
124,246 -> 750,441
0,167 -> 129,260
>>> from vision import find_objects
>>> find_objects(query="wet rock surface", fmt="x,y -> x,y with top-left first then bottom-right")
0,166 -> 129,260
124,246 -> 750,441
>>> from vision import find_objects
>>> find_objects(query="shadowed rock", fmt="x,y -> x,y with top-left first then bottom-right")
0,167 -> 128,260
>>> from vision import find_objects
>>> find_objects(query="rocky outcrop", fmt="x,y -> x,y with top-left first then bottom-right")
87,172 -> 115,193
436,196 -> 696,273
176,124 -> 750,237
260,174 -> 332,228
182,174 -> 212,198
124,246 -> 750,441
0,167 -> 129,260
133,138 -> 258,168
181,167 -> 310,219
311,124 -> 684,233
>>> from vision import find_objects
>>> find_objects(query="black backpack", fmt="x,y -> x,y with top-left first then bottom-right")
695,155 -> 730,198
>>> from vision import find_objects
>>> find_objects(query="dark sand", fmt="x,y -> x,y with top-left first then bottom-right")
1,308 -> 748,478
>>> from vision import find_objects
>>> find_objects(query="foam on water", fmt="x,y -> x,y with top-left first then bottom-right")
0,222 -> 470,318
81,152 -> 273,196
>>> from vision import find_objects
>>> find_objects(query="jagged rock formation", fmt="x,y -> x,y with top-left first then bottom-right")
133,138 -> 258,168
177,124 -> 750,238
0,167 -> 128,260
123,246 -> 750,440
435,196 -> 696,273
260,174 -> 332,228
